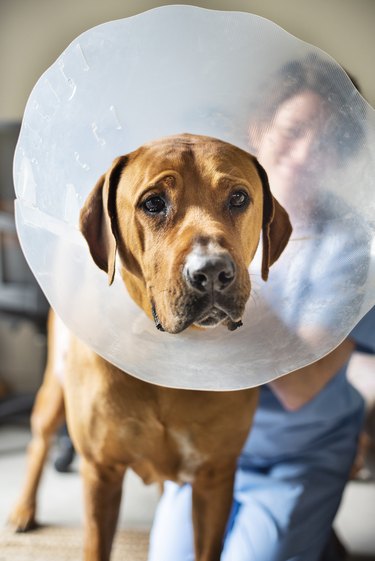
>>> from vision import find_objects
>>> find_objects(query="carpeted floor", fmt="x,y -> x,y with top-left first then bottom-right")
0,526 -> 149,561
1,525 -> 375,561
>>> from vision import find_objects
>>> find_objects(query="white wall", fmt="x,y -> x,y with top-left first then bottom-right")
1,0 -> 374,120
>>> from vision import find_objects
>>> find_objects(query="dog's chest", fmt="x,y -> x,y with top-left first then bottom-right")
169,428 -> 208,483
125,420 -> 208,485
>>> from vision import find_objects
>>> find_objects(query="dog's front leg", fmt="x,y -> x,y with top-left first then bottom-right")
9,371 -> 65,531
192,461 -> 236,561
81,458 -> 126,561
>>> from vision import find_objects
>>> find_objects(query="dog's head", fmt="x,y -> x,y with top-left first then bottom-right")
80,134 -> 292,333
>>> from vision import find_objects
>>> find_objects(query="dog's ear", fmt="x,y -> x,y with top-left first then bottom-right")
253,159 -> 293,281
80,156 -> 127,285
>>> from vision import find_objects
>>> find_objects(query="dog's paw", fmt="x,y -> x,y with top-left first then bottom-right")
8,503 -> 38,533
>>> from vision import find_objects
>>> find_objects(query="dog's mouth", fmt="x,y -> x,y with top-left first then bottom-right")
194,307 -> 228,327
194,306 -> 244,331
151,298 -> 245,334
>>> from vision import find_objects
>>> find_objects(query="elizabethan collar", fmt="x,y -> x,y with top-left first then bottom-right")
14,6 -> 375,389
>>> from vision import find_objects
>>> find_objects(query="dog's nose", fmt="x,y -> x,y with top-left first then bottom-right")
184,250 -> 236,293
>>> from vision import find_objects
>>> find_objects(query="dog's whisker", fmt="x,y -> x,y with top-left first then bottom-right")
249,287 -> 261,307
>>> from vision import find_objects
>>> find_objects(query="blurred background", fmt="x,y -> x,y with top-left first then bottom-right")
1,0 -> 375,123
0,1 -> 374,559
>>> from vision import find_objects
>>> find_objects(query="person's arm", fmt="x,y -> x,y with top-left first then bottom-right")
268,338 -> 355,411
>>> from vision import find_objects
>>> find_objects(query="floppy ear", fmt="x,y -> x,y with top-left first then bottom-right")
79,156 -> 127,285
253,159 -> 293,282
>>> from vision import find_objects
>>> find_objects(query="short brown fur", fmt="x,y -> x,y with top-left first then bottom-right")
9,134 -> 292,561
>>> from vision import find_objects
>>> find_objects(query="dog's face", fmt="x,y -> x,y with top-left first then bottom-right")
80,134 -> 292,334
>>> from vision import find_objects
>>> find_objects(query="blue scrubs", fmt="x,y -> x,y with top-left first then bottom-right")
148,308 -> 375,561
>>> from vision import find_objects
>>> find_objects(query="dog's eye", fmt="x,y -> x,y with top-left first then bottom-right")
229,190 -> 249,210
143,196 -> 167,214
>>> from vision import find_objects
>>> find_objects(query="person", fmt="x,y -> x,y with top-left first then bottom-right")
147,54 -> 375,561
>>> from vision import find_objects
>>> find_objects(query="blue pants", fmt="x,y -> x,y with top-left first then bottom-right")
148,369 -> 364,561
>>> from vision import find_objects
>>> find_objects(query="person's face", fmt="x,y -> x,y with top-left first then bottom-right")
255,90 -> 332,196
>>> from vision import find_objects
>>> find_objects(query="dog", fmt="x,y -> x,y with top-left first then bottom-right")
9,134 -> 292,561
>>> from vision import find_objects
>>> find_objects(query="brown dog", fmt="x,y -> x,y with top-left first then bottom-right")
9,134 -> 292,561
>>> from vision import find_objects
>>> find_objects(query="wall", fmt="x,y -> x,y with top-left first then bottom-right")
1,0 -> 374,121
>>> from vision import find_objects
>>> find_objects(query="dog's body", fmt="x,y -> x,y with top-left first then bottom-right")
9,134 -> 292,561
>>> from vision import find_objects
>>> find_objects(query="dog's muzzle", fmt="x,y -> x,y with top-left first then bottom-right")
182,243 -> 243,330
150,242 -> 248,334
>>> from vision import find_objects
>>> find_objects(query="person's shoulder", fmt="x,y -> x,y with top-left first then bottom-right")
313,190 -> 351,220
313,190 -> 369,240
350,307 -> 375,353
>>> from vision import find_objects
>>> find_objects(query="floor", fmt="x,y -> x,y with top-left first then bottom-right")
1,423 -> 375,560
0,424 -> 160,531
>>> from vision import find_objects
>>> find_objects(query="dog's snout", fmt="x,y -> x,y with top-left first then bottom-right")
184,248 -> 236,293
